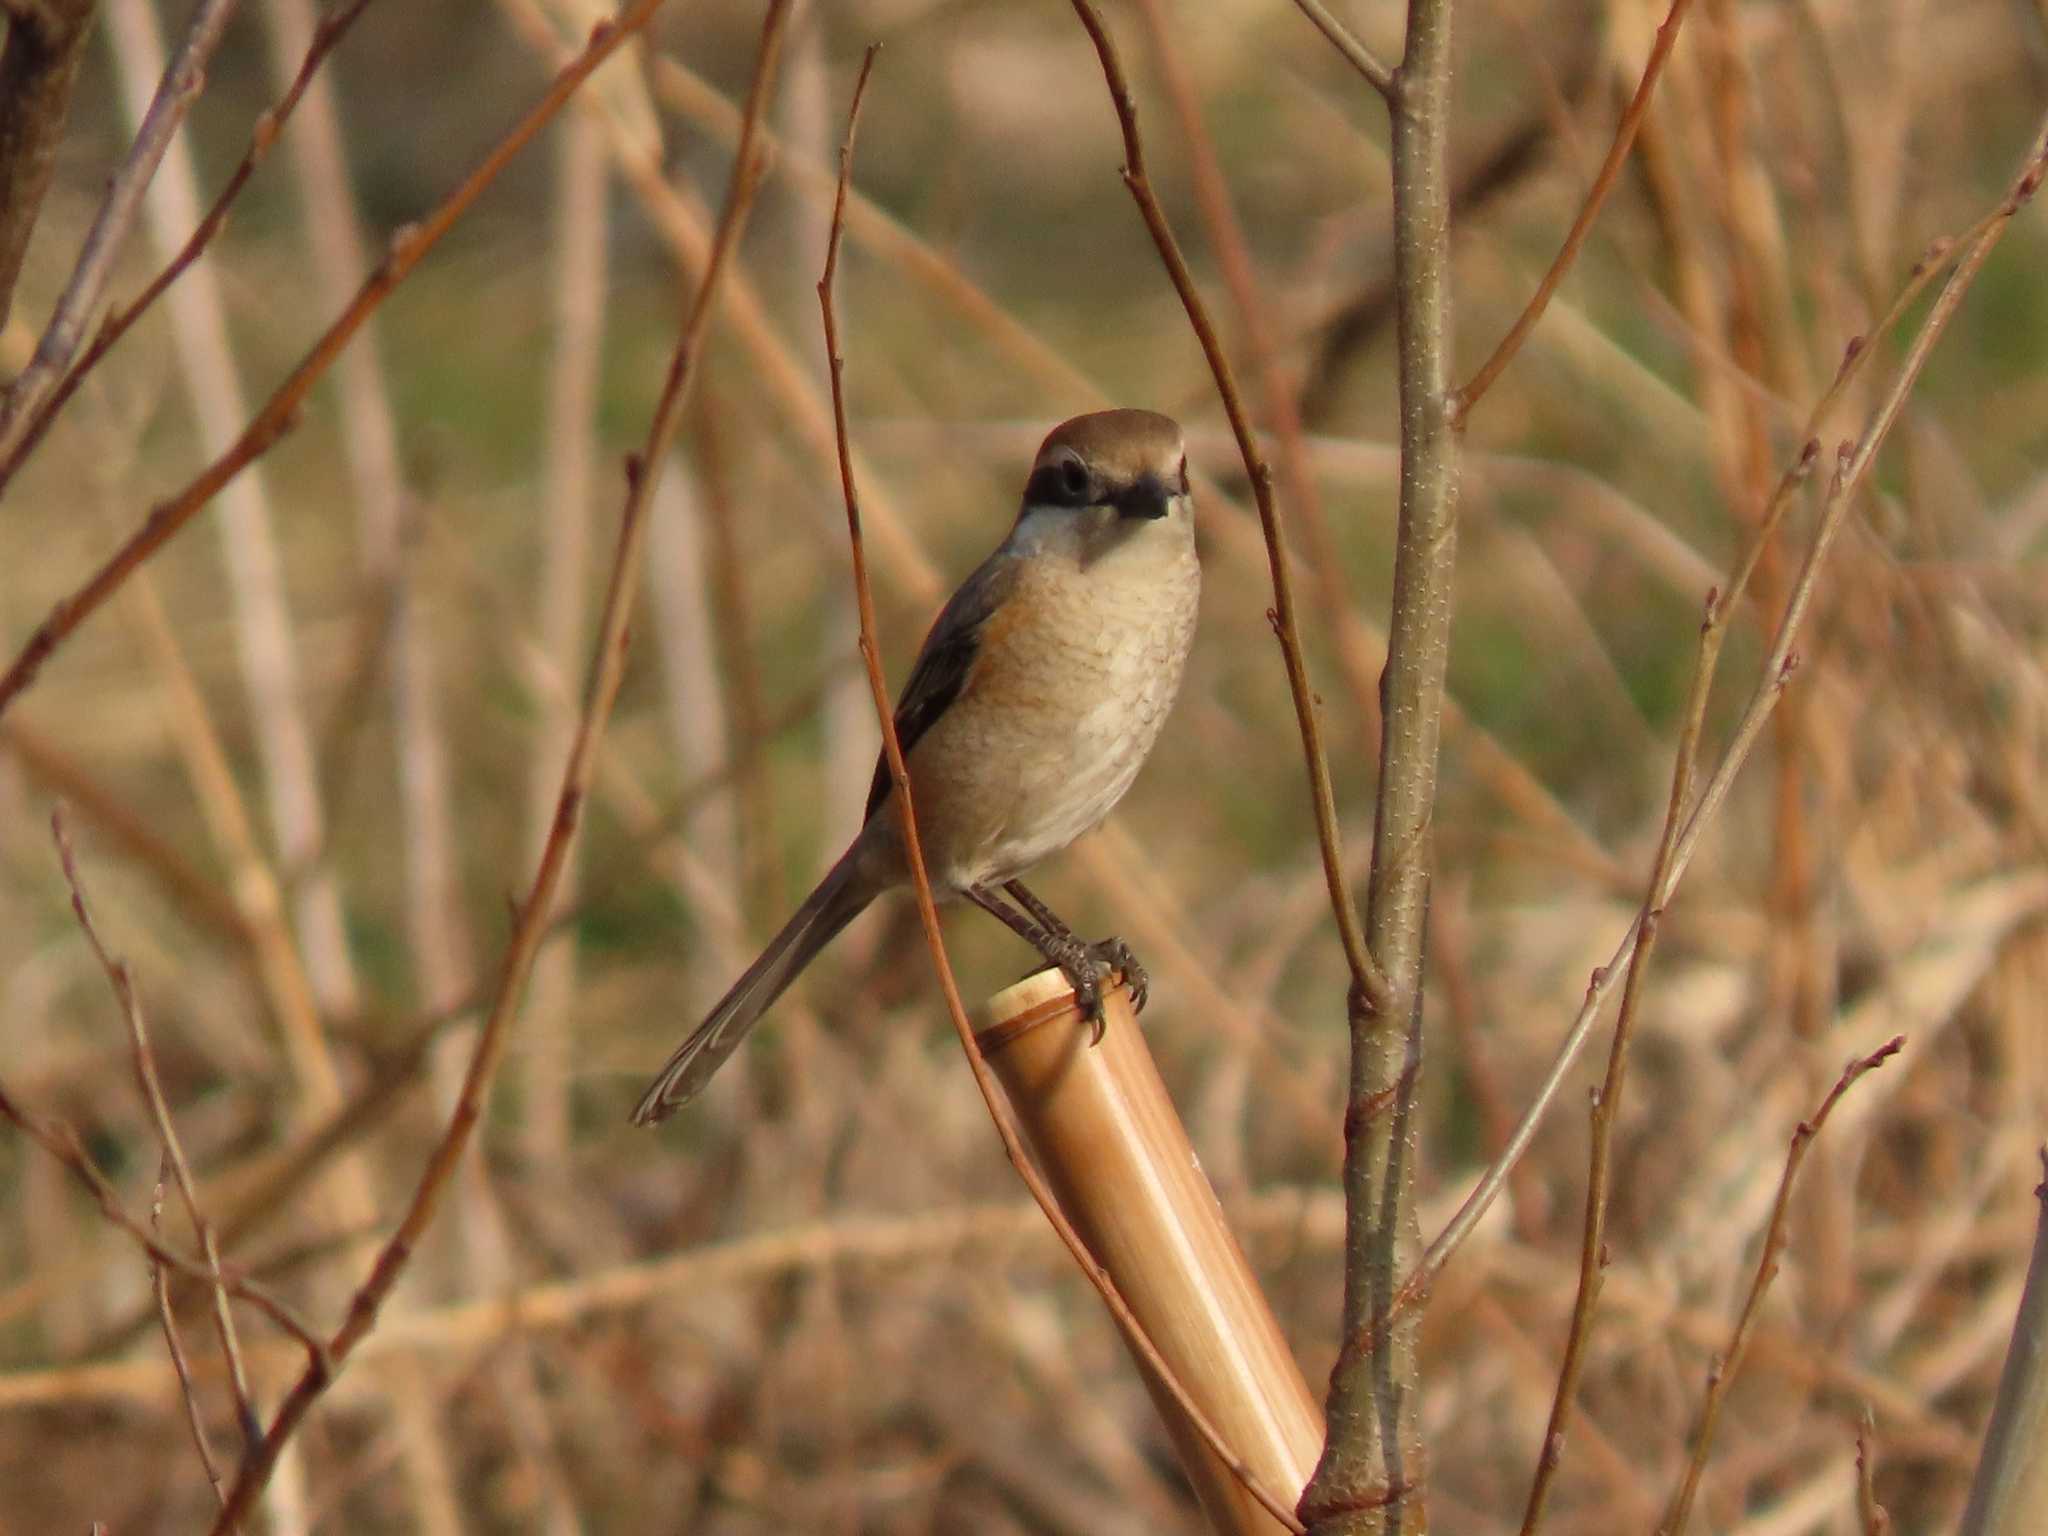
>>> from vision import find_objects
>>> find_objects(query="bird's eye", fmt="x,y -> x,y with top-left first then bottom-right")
1059,458 -> 1089,499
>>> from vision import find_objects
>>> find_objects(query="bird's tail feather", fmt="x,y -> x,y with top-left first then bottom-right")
631,851 -> 875,1125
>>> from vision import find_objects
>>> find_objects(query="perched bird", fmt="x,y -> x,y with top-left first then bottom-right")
632,408 -> 1200,1125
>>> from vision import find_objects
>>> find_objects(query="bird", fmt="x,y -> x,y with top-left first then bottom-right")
631,408 -> 1201,1125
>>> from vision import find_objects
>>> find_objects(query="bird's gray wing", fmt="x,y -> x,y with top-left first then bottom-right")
863,550 -> 1019,823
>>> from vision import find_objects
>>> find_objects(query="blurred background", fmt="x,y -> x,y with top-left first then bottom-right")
1,0 -> 2045,1530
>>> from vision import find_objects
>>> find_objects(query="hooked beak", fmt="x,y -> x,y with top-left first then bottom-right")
1114,473 -> 1173,521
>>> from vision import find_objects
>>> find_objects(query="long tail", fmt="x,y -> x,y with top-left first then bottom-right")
631,849 -> 876,1125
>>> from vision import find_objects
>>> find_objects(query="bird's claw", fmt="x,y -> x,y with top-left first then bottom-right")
1091,936 -> 1148,1016
1047,936 -> 1148,1044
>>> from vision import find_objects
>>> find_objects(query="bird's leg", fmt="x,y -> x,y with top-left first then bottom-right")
967,883 -> 1108,1031
1004,879 -> 1148,1020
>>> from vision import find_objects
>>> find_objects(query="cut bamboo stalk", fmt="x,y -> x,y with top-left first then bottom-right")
977,968 -> 1322,1535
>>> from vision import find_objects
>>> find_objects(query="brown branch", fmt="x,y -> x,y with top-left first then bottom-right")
817,46 -> 1306,1536
1514,540 -> 1793,1530
1399,116 -> 2048,1310
1065,0 -> 1390,1026
199,2 -> 786,1527
0,0 -> 665,724
1656,1037 -> 1905,1534
149,1163 -> 233,1514
52,806 -> 263,1461
1452,0 -> 1698,423
51,806 -> 264,1458
0,0 -> 238,447
0,0 -> 380,495
0,1077 -> 330,1363
0,0 -> 96,330
1132,0 -> 1393,802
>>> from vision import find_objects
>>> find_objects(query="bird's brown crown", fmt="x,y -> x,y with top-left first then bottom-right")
1033,409 -> 1184,483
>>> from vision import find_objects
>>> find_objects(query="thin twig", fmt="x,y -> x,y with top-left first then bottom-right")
0,0 -> 240,449
1515,632 -> 1704,1530
199,3 -> 785,1528
1453,0 -> 1697,422
1132,0 -> 1393,795
1288,0 -> 1394,98
1520,449 -> 1816,1534
817,46 -> 1306,1536
1065,0 -> 1390,1023
51,807 -> 262,1452
150,1161 -> 233,1514
0,0 -> 379,494
1656,1037 -> 1904,1534
1399,120 -> 2048,1310
0,0 -> 666,723
0,1078 -> 330,1363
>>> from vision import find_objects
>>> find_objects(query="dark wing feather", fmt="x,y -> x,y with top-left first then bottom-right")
863,550 -> 1017,822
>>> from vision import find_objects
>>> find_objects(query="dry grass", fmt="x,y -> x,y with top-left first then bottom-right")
1,0 -> 2044,1531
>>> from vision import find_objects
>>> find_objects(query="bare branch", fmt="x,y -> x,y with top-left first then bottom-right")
1657,1038 -> 1904,1533
0,0 -> 238,447
1453,0 -> 1697,422
0,1076 -> 331,1363
52,806 -> 263,1458
0,0 -> 380,494
1856,1407 -> 1892,1536
149,1163 -> 233,1513
1065,0 -> 1390,1023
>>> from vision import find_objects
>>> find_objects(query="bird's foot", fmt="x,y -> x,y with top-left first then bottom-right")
1090,936 -> 1148,1016
1042,932 -> 1111,1040
1045,936 -> 1147,1043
